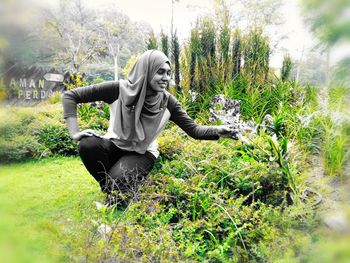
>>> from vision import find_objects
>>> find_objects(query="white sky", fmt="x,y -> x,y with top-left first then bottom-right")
89,0 -> 316,68
90,0 -> 214,39
18,0 -> 350,67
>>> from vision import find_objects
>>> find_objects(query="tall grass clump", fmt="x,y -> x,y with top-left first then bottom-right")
299,84 -> 350,178
320,86 -> 350,178
215,0 -> 231,84
146,30 -> 158,50
243,28 -> 270,87
281,54 -> 292,82
160,29 -> 169,57
188,16 -> 218,94
171,30 -> 181,91
231,29 -> 242,79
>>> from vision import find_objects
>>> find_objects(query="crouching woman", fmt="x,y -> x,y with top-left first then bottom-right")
62,50 -> 233,206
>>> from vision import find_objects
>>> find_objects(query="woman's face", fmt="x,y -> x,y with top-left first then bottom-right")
149,62 -> 171,92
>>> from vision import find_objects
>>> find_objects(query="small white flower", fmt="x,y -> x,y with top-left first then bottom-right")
97,224 -> 112,240
189,90 -> 198,102
271,134 -> 278,143
240,135 -> 249,144
94,201 -> 106,211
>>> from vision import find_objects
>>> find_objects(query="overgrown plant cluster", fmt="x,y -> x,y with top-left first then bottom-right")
182,18 -> 271,95
63,82 -> 318,262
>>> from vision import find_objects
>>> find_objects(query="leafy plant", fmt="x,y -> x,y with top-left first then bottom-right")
37,124 -> 77,156
281,54 -> 293,82
147,30 -> 158,50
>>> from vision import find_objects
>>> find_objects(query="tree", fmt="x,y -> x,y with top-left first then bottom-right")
170,0 -> 180,39
97,10 -> 134,80
233,0 -> 285,52
0,37 -> 8,72
0,1 -> 56,68
147,31 -> 158,50
291,51 -> 328,86
281,54 -> 292,82
171,30 -> 180,91
45,0 -> 106,73
232,30 -> 242,79
330,58 -> 350,87
215,0 -> 231,83
160,30 -> 169,57
301,0 -> 350,86
301,0 -> 350,47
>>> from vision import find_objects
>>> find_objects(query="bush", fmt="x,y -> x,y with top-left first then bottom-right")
158,126 -> 185,159
0,108 -> 36,140
0,105 -> 79,162
67,125 -> 312,262
37,124 -> 77,156
0,135 -> 49,163
0,101 -> 111,162
78,103 -> 109,131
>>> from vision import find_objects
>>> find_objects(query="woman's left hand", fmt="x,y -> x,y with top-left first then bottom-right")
216,125 -> 240,140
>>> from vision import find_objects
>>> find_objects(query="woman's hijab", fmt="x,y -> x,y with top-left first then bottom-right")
113,50 -> 170,153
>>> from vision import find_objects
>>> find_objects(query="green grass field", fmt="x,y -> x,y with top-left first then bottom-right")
0,157 -> 101,263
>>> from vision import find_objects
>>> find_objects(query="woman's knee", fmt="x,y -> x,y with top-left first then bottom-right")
77,136 -> 101,154
107,165 -> 143,193
109,155 -> 153,181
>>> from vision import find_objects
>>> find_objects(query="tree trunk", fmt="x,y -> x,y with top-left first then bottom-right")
114,55 -> 118,81
295,44 -> 304,83
325,46 -> 331,87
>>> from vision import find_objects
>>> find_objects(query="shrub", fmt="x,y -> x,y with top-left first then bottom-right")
67,125 -> 311,262
47,91 -> 62,104
223,78 -> 298,124
77,103 -> 110,131
0,135 -> 48,163
37,124 -> 77,156
158,126 -> 185,159
281,54 -> 292,82
0,105 -> 78,162
0,108 -> 36,140
320,117 -> 350,177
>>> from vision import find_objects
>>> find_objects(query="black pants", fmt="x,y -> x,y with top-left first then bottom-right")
78,136 -> 156,195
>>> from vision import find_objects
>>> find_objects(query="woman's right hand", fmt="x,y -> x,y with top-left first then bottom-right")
72,129 -> 101,142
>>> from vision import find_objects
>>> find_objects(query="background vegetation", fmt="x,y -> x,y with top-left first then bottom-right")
0,0 -> 349,262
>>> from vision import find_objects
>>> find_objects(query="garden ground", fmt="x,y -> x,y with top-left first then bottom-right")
1,156 -> 350,262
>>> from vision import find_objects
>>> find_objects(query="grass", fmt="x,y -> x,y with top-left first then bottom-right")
0,157 -> 101,263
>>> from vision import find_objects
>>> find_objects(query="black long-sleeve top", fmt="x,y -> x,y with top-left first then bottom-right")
62,81 -> 219,156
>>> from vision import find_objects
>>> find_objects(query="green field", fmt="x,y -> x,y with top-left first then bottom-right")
0,157 -> 101,263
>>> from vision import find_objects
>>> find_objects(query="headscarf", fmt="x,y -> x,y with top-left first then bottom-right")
112,50 -> 170,153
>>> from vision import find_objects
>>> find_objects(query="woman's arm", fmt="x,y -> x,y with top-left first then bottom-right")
62,81 -> 119,119
62,81 -> 119,141
168,96 -> 219,140
168,94 -> 236,140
